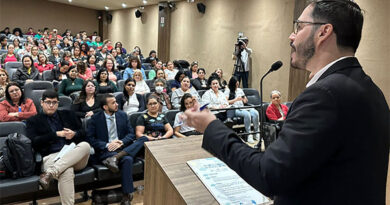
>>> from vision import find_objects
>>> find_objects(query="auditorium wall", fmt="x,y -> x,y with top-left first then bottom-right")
355,0 -> 390,103
0,0 -> 98,36
108,6 -> 159,58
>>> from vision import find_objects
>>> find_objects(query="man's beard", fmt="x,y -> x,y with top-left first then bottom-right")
290,31 -> 316,70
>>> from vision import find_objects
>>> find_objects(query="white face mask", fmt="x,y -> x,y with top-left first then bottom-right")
155,86 -> 164,93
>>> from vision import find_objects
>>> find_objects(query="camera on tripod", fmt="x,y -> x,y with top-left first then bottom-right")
235,32 -> 247,47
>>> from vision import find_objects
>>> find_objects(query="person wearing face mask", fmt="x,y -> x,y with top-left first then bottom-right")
151,79 -> 172,112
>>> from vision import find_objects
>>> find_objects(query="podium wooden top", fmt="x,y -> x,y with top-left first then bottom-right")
145,135 -> 218,204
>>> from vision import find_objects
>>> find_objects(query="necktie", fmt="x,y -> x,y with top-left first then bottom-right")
109,115 -> 117,142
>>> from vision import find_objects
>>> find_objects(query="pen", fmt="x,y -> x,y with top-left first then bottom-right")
199,103 -> 209,111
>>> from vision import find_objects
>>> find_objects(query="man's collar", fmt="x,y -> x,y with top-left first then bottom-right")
104,111 -> 115,119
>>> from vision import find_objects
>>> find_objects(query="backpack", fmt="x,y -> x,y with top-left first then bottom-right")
0,133 -> 36,179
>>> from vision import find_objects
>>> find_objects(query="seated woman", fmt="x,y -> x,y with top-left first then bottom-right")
225,76 -> 260,143
102,58 -> 121,84
133,69 -> 150,95
71,46 -> 82,63
187,61 -> 198,79
201,76 -> 229,121
266,90 -> 289,121
173,93 -> 201,138
76,61 -> 93,81
148,60 -> 163,80
136,95 -> 173,141
0,68 -> 10,99
0,82 -> 37,122
171,76 -> 201,109
191,68 -> 208,90
12,55 -> 39,87
151,79 -> 172,112
0,44 -> 20,67
123,56 -> 147,80
48,46 -> 62,66
95,68 -> 118,94
87,55 -> 101,75
30,46 -> 39,62
58,65 -> 84,96
51,60 -> 70,82
164,61 -> 178,80
170,70 -> 187,92
117,78 -> 145,115
71,80 -> 101,119
215,68 -> 227,89
34,53 -> 54,73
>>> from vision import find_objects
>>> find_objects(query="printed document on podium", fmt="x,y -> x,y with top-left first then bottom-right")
187,157 -> 270,205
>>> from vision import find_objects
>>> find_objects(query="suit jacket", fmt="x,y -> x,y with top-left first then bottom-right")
87,110 -> 135,155
26,110 -> 85,157
202,57 -> 389,205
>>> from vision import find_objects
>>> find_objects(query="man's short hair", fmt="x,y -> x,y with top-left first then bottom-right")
42,89 -> 59,101
310,0 -> 364,52
0,35 -> 6,42
100,93 -> 115,109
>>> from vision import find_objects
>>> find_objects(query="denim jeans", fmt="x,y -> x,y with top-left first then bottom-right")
235,108 -> 259,133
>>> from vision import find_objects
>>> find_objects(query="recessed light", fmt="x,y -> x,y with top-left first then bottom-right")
68,0 -> 72,2
122,3 -> 127,8
105,6 -> 109,10
143,0 -> 147,5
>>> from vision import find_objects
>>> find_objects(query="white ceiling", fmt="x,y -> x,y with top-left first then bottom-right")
47,0 -> 182,11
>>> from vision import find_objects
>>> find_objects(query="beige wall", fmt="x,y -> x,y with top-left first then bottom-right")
170,0 -> 295,101
108,6 -> 158,58
356,0 -> 390,103
0,0 -> 98,35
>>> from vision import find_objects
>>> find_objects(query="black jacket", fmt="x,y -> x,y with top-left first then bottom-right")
202,57 -> 390,205
26,110 -> 85,157
11,67 -> 40,87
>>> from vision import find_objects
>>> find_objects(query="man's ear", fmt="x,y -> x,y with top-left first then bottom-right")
317,24 -> 333,42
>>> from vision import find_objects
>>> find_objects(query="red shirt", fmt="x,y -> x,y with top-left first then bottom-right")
266,103 -> 289,121
34,62 -> 54,73
4,55 -> 17,64
0,98 -> 37,122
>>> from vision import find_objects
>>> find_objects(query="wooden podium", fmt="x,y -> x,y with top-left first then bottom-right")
144,135 -> 218,205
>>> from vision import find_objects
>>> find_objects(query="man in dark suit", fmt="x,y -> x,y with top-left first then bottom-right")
184,1 -> 389,204
26,89 -> 90,205
87,93 -> 148,205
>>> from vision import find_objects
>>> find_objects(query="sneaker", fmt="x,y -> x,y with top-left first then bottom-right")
247,134 -> 255,144
255,133 -> 260,141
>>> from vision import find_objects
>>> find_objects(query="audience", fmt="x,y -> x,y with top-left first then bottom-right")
215,68 -> 227,89
102,58 -> 121,84
117,78 -> 145,115
35,53 -> 54,73
133,69 -> 150,95
87,55 -> 101,75
164,61 -> 178,80
0,68 -> 9,99
123,56 -> 146,80
12,55 -> 39,87
225,76 -> 259,143
148,60 -> 163,80
191,68 -> 208,90
76,61 -> 93,81
266,90 -> 289,121
58,65 -> 84,96
26,89 -> 90,205
1,44 -> 20,66
136,95 -> 173,141
95,68 -> 118,94
173,93 -> 201,138
71,80 -> 101,119
188,61 -> 198,79
170,70 -> 187,92
201,76 -> 229,121
51,60 -> 70,82
0,82 -> 37,122
30,46 -> 39,62
171,76 -> 200,109
114,42 -> 127,55
48,46 -> 61,65
151,79 -> 172,112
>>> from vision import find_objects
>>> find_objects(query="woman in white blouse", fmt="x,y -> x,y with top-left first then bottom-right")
133,69 -> 150,94
117,78 -> 146,115
171,76 -> 200,109
201,76 -> 229,121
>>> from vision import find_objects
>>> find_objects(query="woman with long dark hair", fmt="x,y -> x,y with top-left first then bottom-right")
95,68 -> 118,94
71,80 -> 101,119
0,82 -> 37,122
12,55 -> 39,86
58,65 -> 84,96
173,93 -> 201,138
225,76 -> 259,143
116,78 -> 145,115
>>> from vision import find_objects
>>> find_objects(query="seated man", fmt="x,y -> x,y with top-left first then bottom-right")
26,89 -> 90,205
87,93 -> 148,205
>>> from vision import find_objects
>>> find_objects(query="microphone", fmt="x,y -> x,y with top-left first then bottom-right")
255,61 -> 283,151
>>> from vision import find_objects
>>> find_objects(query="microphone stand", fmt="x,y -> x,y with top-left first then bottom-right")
255,70 -> 272,151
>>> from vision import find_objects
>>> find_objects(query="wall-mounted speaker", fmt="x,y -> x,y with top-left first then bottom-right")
106,13 -> 113,23
135,10 -> 142,18
197,3 -> 206,14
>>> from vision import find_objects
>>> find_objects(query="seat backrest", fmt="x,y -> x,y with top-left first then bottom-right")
58,96 -> 72,110
167,79 -> 175,89
0,121 -> 26,137
197,90 -> 206,97
284,101 -> 293,108
142,63 -> 151,70
145,70 -> 150,78
145,79 -> 154,88
117,79 -> 126,92
42,70 -> 53,81
69,91 -> 81,102
4,62 -> 23,72
128,112 -> 145,131
0,49 -> 7,55
243,88 -> 261,106
24,81 -> 54,110
164,109 -> 180,127
260,102 -> 270,122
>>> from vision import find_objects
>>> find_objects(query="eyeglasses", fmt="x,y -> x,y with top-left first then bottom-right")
43,101 -> 59,106
293,20 -> 327,34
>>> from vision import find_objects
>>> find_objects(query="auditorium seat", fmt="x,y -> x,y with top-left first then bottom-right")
243,88 -> 261,106
23,81 -> 54,110
164,109 -> 180,127
117,79 -> 125,92
42,70 -> 53,81
58,95 -> 72,110
4,62 -> 23,79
